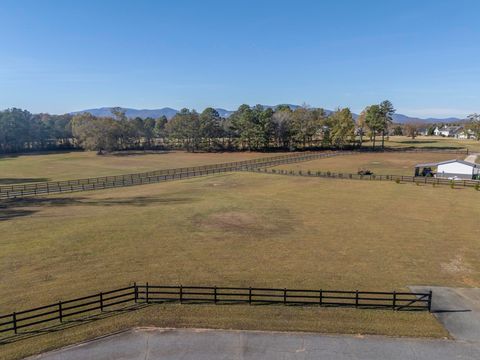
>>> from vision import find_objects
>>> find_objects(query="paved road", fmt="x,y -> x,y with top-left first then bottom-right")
28,327 -> 480,360
410,286 -> 480,342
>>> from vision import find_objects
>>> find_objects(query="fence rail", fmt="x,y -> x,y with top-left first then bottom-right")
252,168 -> 480,188
1,149 -> 472,199
0,283 -> 432,337
0,152 -> 348,199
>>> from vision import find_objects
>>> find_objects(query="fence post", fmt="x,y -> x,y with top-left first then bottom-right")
319,290 -> 323,306
59,301 -> 63,323
249,287 -> 252,304
392,291 -> 396,311
179,285 -> 183,304
355,290 -> 359,308
146,282 -> 149,304
428,290 -> 433,312
100,292 -> 104,312
214,286 -> 217,304
283,288 -> 287,304
13,312 -> 17,334
134,282 -> 138,303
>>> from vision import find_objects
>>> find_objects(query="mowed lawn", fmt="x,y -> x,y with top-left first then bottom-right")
0,150 -> 282,184
272,152 -> 461,175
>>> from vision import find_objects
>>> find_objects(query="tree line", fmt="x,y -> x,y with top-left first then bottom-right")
0,108 -> 73,153
66,103 -> 391,153
1,102 -> 478,154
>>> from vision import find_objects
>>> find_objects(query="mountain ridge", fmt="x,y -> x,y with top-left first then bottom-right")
70,106 -> 464,124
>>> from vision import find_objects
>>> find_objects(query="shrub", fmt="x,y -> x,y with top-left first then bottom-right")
450,181 -> 455,189
395,179 -> 400,184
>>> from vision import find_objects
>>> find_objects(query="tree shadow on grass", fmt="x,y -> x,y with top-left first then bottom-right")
0,178 -> 51,185
396,140 -> 439,145
0,150 -> 80,159
0,196 -> 198,222
110,150 -> 172,157
0,209 -> 38,221
390,145 -> 465,151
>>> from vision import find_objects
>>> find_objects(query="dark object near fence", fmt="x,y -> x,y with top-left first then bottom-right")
357,169 -> 373,175
257,168 -> 480,188
0,283 -> 432,337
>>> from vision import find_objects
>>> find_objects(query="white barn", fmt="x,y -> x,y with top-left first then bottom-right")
415,159 -> 479,180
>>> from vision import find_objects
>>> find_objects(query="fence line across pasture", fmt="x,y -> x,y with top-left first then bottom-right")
0,152 -> 350,199
250,168 -> 480,188
0,283 -> 432,338
0,148 -> 473,199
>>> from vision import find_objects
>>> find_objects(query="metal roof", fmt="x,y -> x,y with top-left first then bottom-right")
415,159 -> 479,168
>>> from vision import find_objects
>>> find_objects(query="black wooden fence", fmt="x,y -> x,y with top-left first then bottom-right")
254,168 -> 480,188
2,149 -> 473,199
0,152 -> 349,199
0,283 -> 432,336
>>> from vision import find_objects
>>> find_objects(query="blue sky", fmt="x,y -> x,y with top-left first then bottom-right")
0,0 -> 479,117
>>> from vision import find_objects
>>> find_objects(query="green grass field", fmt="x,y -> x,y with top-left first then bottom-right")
272,152 -> 461,175
0,150 -> 279,184
2,148 -> 479,358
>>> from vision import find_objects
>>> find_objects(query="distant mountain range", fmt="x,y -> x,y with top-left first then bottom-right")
70,106 -> 464,124
70,107 -> 179,119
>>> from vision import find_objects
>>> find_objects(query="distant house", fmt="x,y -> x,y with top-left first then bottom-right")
433,125 -> 463,137
415,159 -> 480,180
456,129 -> 477,140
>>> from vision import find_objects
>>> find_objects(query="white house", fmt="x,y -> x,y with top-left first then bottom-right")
456,129 -> 477,140
415,159 -> 479,180
433,125 -> 463,137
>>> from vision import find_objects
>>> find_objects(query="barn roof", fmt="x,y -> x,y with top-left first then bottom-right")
415,159 -> 479,168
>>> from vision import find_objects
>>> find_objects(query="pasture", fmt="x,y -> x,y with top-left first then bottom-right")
362,136 -> 480,152
2,148 -> 479,358
2,171 -> 479,307
272,152 -> 461,175
0,151 -> 279,184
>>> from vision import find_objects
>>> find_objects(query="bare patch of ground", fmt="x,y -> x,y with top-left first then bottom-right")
197,211 -> 286,234
441,254 -> 473,275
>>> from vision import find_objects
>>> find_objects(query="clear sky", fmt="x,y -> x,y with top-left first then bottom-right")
1,0 -> 479,117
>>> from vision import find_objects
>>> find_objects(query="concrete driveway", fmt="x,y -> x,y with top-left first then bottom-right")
27,327 -> 480,360
464,153 -> 478,164
410,286 -> 480,342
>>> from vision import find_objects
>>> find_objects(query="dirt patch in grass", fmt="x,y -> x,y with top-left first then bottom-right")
195,209 -> 293,236
206,212 -> 259,230
441,254 -> 473,275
